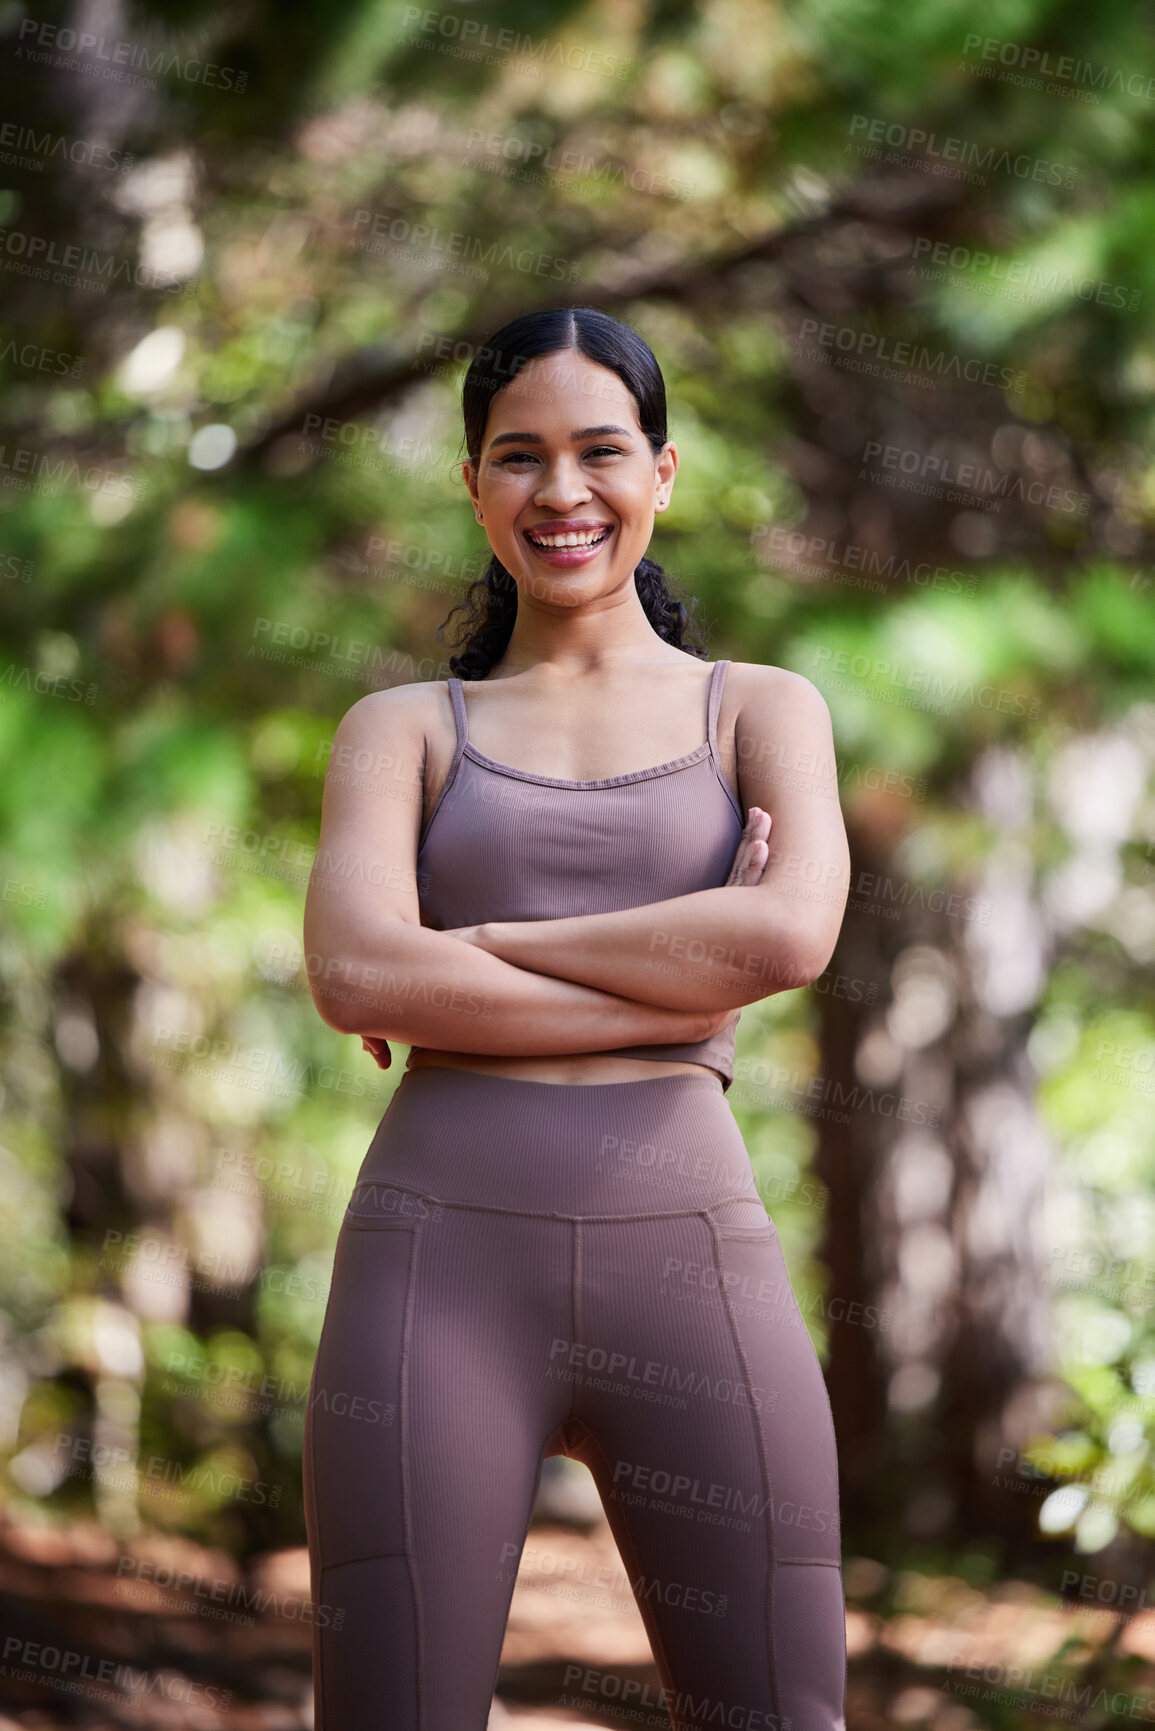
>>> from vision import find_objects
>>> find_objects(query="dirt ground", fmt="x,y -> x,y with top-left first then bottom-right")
0,1506 -> 1151,1728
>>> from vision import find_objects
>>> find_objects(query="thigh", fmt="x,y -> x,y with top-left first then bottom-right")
569,1203 -> 846,1731
303,1204 -> 420,1729
304,1188 -> 575,1730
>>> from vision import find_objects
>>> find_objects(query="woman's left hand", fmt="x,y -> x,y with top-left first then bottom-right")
725,808 -> 771,887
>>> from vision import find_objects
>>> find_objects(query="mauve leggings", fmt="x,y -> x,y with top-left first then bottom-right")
303,1068 -> 847,1730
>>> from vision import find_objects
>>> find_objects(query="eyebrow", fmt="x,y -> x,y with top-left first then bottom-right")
486,424 -> 634,451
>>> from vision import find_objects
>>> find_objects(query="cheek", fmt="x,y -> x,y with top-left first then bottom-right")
483,472 -> 530,496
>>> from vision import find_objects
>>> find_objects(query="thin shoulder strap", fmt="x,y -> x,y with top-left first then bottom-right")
706,659 -> 730,753
419,680 -> 470,852
447,676 -> 469,761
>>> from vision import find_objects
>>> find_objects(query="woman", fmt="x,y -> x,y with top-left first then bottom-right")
302,306 -> 852,1731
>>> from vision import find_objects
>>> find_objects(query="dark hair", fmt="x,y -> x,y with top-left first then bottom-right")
435,306 -> 709,678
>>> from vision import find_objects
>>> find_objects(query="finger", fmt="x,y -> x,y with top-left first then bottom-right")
725,810 -> 772,886
726,839 -> 762,887
740,839 -> 769,882
729,829 -> 771,886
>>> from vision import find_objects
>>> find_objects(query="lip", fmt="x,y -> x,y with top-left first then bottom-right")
521,521 -> 615,567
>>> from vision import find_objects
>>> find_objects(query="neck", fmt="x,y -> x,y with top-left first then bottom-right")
492,585 -> 672,679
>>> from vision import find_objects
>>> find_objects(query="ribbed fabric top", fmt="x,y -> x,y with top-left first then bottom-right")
414,659 -> 745,1089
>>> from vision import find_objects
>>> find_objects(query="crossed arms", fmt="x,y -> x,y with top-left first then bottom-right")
302,663 -> 851,1061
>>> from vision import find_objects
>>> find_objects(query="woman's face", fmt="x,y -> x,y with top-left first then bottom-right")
463,350 -> 677,604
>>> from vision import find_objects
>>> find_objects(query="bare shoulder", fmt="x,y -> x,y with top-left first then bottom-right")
331,677 -> 448,750
725,660 -> 833,721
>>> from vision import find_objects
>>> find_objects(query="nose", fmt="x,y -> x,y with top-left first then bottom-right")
532,455 -> 593,511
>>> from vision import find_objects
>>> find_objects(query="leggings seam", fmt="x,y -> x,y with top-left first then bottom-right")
706,1211 -> 782,1731
320,1548 -> 410,1570
344,1176 -> 765,1225
399,1221 -> 423,1730
570,1219 -> 582,1424
306,1425 -> 326,1729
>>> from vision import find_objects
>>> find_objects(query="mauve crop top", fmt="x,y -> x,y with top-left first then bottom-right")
412,658 -> 746,1090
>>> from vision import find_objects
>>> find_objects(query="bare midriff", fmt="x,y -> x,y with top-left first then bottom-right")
404,1049 -> 724,1090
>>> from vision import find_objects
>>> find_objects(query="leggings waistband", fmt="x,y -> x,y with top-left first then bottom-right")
353,1066 -> 761,1220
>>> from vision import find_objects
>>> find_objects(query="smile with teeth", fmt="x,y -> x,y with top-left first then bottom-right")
525,526 -> 613,549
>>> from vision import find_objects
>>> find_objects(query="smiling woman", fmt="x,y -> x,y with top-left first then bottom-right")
301,305 -> 851,1731
440,305 -> 697,681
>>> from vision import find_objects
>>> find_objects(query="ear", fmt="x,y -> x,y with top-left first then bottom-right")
654,439 -> 678,505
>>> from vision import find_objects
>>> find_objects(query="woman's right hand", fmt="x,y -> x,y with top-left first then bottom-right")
700,1002 -> 744,1039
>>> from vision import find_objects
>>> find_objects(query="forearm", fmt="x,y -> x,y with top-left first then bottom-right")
308,917 -> 713,1054
474,886 -> 827,1012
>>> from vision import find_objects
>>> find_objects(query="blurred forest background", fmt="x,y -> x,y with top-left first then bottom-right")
1,0 -> 1155,1724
